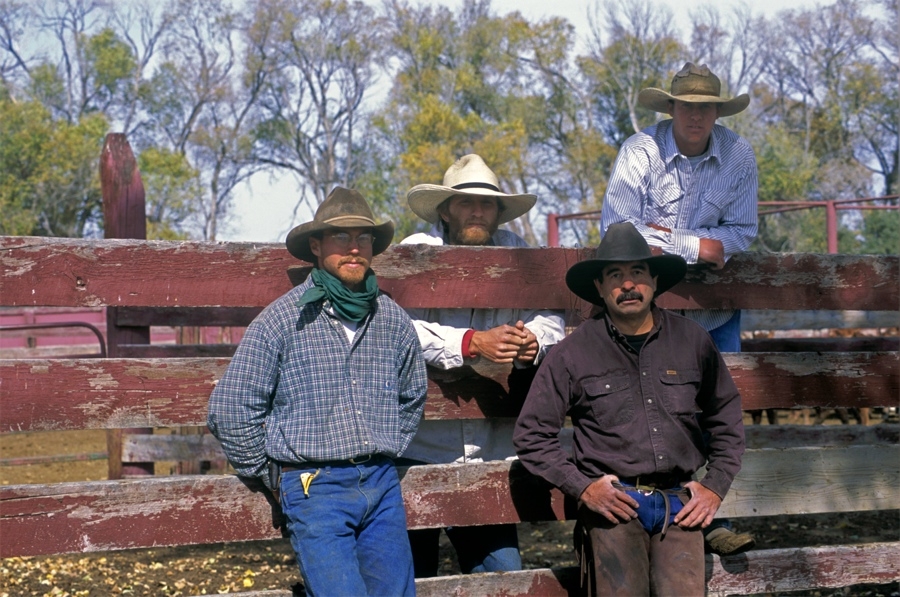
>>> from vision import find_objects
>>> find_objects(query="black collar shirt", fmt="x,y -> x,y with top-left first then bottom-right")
514,305 -> 744,501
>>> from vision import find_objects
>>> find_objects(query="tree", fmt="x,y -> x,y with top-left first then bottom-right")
379,0 -> 610,244
581,0 -> 683,144
0,96 -> 106,237
249,0 -> 385,218
142,0 -> 265,240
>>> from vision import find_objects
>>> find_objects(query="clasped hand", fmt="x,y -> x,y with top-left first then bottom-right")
468,320 -> 538,364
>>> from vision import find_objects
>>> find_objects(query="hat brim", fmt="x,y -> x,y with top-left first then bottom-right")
286,218 -> 395,263
407,184 -> 537,225
638,88 -> 750,118
565,254 -> 687,306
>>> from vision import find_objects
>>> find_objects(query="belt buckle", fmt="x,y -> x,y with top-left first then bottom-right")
350,454 -> 372,464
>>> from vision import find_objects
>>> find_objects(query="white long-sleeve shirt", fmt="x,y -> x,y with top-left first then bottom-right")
600,119 -> 758,331
400,223 -> 566,464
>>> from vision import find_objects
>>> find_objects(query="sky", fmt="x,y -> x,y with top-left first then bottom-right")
220,0 -> 823,243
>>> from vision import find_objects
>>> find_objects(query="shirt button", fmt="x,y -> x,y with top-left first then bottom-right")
642,372 -> 646,376
356,410 -> 361,415
653,428 -> 658,432
659,455 -> 664,460
605,384 -> 610,389
351,380 -> 357,385
647,399 -> 652,404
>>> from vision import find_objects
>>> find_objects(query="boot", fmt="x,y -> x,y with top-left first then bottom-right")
704,527 -> 755,556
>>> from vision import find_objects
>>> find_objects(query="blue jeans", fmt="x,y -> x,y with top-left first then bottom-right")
407,524 -> 521,576
619,483 -> 687,535
447,524 -> 521,573
708,310 -> 742,352
280,456 -> 415,596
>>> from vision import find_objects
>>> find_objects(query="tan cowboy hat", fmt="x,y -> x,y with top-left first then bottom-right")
638,62 -> 750,118
406,154 -> 537,225
566,222 -> 687,306
286,187 -> 394,263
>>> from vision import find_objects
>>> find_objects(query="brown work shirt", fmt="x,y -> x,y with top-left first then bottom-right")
513,306 -> 744,501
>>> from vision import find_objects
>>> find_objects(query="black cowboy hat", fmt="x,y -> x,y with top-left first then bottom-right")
286,187 -> 394,263
565,222 -> 687,306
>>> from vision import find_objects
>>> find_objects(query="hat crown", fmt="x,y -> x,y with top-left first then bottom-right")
442,154 -> 501,192
595,222 -> 656,263
670,62 -> 722,100
314,187 -> 376,226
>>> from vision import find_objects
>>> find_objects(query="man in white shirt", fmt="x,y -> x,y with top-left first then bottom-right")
400,154 -> 566,576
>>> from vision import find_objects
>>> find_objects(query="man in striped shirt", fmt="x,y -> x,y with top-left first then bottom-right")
599,62 -> 758,556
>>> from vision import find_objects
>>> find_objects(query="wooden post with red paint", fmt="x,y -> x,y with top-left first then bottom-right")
100,133 -> 154,479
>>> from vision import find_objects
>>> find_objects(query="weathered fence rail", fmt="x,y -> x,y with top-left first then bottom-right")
1,238 -> 898,596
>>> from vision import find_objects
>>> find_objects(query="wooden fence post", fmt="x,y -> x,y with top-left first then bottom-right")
100,133 -> 154,479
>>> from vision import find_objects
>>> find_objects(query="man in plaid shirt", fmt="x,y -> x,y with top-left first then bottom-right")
208,187 -> 427,597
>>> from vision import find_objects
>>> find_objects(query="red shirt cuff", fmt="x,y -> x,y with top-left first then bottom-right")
461,329 -> 476,359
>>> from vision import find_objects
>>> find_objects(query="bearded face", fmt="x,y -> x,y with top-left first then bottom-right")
440,195 -> 501,246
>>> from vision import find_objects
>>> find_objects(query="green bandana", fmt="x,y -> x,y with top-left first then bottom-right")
296,267 -> 379,323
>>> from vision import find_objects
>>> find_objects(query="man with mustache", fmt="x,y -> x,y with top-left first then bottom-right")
514,222 -> 745,595
208,187 -> 427,596
399,154 -> 566,576
599,62 -> 760,555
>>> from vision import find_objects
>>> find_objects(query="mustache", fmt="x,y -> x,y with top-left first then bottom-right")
617,290 -> 644,304
338,256 -> 369,267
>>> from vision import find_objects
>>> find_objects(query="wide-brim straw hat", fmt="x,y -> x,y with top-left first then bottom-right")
566,222 -> 687,306
407,154 -> 537,225
286,187 -> 394,263
638,62 -> 750,118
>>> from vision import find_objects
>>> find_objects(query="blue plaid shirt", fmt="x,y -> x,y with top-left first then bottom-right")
207,277 -> 427,487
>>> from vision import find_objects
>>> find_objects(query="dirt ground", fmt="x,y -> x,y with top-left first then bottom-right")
1,425 -> 898,597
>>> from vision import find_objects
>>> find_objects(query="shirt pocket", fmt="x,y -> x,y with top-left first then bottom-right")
658,368 -> 702,416
583,375 -> 634,428
647,180 -> 683,220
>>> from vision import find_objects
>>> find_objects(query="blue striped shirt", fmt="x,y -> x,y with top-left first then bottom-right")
600,119 -> 758,331
207,276 -> 428,487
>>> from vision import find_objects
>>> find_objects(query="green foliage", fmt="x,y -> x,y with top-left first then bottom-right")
755,125 -> 817,203
84,28 -> 136,109
856,208 -> 900,254
138,147 -> 201,240
0,97 -> 106,237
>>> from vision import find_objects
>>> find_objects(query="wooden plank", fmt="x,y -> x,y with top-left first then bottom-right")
742,337 -> 899,352
1,445 -> 896,557
235,544 -> 900,597
115,344 -> 239,358
2,353 -> 897,432
3,237 -> 897,311
114,307 -> 262,327
742,309 -> 900,331
744,423 -> 899,449
715,444 -> 899,517
80,424 -> 900,470
705,542 -> 900,596
122,433 -> 226,463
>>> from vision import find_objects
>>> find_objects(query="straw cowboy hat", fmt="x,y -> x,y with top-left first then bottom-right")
286,187 -> 394,263
638,62 -> 750,118
407,154 -> 537,225
565,222 -> 687,306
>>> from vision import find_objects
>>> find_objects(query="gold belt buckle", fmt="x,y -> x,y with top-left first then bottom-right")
350,454 -> 373,464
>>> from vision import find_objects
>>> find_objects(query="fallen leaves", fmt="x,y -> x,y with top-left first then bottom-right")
0,543 -> 298,596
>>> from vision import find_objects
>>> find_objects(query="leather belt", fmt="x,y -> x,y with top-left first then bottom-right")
280,453 -> 379,471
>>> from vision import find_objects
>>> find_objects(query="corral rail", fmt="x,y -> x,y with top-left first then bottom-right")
1,233 -> 898,596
